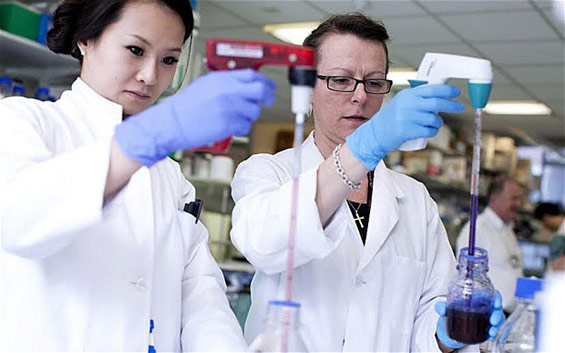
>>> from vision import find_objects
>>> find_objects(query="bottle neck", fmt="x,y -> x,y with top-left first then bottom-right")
457,247 -> 489,277
456,264 -> 488,278
265,304 -> 301,329
516,297 -> 535,306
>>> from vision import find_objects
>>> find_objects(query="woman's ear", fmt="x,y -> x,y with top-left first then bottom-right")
77,40 -> 88,57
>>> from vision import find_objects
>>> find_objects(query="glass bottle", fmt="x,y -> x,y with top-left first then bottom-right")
446,247 -> 495,344
492,277 -> 543,353
0,76 -> 13,99
12,83 -> 26,97
248,300 -> 308,352
34,87 -> 50,101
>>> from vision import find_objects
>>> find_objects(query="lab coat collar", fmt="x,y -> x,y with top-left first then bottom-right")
356,161 -> 403,271
70,77 -> 123,131
305,131 -> 404,272
484,206 -> 512,230
302,131 -> 325,167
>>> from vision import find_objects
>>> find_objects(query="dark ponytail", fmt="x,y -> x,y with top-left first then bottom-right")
46,0 -> 86,59
47,0 -> 194,62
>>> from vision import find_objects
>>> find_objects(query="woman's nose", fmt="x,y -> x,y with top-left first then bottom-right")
351,81 -> 368,104
137,60 -> 158,86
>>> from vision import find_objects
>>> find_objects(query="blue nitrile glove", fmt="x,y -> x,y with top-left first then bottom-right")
115,69 -> 276,166
435,290 -> 506,349
487,290 -> 506,340
345,84 -> 464,170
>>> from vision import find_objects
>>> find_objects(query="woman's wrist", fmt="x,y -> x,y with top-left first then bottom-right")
338,142 -> 369,182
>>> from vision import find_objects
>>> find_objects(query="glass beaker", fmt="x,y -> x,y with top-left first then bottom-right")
248,300 -> 308,352
446,247 -> 495,344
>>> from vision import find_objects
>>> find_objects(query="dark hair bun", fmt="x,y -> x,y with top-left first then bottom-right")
46,0 -> 84,59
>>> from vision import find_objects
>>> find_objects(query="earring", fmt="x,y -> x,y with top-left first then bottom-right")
307,103 -> 313,117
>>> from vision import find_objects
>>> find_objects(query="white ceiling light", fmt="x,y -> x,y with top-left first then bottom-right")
484,101 -> 552,115
387,68 -> 417,87
262,22 -> 319,45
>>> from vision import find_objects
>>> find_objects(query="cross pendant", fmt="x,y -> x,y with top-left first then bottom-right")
353,213 -> 365,229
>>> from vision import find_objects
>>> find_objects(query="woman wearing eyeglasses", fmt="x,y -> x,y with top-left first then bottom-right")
230,13 -> 504,352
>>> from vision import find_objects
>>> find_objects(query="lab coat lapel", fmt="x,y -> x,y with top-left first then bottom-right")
73,78 -> 156,251
357,161 -> 402,272
301,132 -> 325,168
123,168 -> 155,248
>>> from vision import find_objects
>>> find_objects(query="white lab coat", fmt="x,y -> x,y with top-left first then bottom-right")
230,132 -> 461,352
457,207 -> 524,312
0,79 -> 246,352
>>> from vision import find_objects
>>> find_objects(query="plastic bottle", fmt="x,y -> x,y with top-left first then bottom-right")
12,83 -> 26,97
0,76 -> 14,99
248,300 -> 308,352
34,87 -> 50,101
446,247 -> 495,344
492,277 -> 543,353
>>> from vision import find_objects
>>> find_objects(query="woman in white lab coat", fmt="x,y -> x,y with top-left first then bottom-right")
231,13 -> 503,352
0,0 -> 274,351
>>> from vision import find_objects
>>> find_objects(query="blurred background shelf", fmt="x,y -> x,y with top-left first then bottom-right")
408,172 -> 471,199
0,29 -> 79,85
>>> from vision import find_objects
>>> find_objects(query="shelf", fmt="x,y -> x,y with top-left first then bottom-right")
189,178 -> 234,214
0,29 -> 80,84
219,261 -> 255,274
408,173 -> 490,203
426,144 -> 467,157
188,177 -> 231,187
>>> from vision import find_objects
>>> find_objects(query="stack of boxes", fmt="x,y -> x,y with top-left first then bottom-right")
0,1 -> 51,44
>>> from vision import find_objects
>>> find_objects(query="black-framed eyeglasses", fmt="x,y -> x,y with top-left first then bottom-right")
317,75 -> 393,94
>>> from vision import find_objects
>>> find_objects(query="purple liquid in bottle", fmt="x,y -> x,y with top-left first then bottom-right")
446,302 -> 491,344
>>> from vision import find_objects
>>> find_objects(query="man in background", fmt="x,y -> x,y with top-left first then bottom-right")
457,177 -> 524,316
534,202 -> 565,271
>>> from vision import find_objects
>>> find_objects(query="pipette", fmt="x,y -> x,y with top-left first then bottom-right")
203,38 -> 315,153
406,53 -> 493,256
206,39 -> 316,352
468,109 -> 483,256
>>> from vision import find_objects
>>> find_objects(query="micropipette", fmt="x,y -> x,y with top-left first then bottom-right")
468,109 -> 483,256
206,39 -> 316,352
406,53 -> 493,256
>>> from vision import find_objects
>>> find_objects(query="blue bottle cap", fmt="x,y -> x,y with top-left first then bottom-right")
13,84 -> 25,95
269,300 -> 301,308
515,277 -> 543,299
0,76 -> 13,85
35,87 -> 50,95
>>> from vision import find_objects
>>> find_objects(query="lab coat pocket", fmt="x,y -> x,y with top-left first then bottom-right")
382,255 -> 426,335
176,210 -> 199,263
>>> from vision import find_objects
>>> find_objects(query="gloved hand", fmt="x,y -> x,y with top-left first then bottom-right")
115,69 -> 276,166
487,290 -> 506,340
435,290 -> 506,350
345,84 -> 464,170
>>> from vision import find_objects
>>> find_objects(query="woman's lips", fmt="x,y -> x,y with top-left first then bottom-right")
125,90 -> 151,100
343,115 -> 368,122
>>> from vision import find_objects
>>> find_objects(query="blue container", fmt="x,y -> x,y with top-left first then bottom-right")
37,13 -> 52,44
12,83 -> 26,96
34,86 -> 50,101
0,76 -> 14,98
